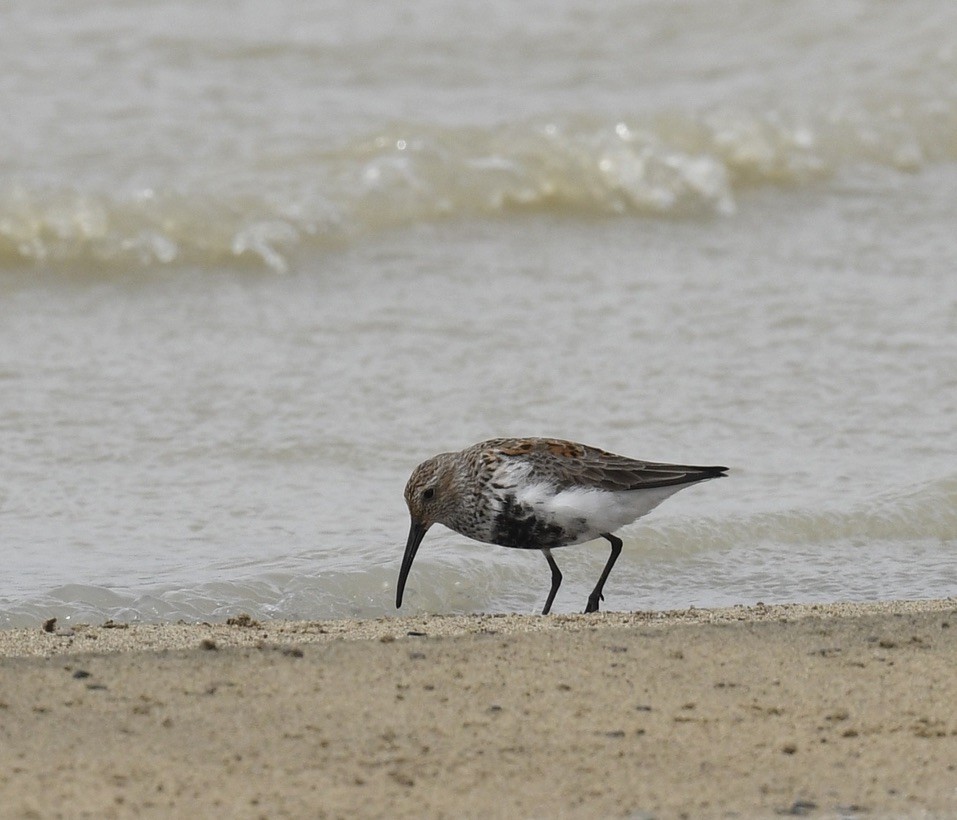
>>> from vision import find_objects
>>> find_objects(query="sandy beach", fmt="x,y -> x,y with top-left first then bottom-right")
1,600 -> 955,818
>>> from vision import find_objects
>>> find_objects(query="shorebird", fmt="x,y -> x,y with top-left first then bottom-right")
396,437 -> 727,614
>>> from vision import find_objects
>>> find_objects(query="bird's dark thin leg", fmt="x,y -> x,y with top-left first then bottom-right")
585,533 -> 623,613
541,548 -> 562,615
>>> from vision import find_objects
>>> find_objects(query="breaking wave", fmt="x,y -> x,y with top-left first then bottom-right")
3,99 -> 956,274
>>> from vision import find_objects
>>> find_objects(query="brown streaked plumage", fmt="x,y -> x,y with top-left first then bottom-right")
397,437 -> 727,614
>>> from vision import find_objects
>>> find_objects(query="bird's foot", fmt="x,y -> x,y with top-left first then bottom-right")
584,592 -> 604,614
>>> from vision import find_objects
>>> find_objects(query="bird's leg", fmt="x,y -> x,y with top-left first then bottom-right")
541,548 -> 562,615
585,533 -> 623,613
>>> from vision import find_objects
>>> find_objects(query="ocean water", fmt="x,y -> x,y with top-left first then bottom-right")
1,1 -> 955,627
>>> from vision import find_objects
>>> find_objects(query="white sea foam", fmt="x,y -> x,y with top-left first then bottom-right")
2,1 -> 957,274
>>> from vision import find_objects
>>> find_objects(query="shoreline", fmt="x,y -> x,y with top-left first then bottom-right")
2,598 -> 955,817
2,597 -> 955,658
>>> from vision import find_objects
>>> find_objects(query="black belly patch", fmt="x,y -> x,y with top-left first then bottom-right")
490,494 -> 567,549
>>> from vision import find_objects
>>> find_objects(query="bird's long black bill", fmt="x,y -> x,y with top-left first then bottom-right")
396,518 -> 428,608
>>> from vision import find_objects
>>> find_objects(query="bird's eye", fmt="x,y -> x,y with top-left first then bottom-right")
422,487 -> 435,501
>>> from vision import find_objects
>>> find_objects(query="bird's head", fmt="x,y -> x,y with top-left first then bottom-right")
396,453 -> 458,609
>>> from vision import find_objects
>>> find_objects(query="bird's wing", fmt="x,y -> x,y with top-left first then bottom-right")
489,437 -> 726,492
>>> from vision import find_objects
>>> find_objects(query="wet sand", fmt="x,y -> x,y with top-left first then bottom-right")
1,600 -> 955,818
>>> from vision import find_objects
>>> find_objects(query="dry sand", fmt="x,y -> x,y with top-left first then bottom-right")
1,600 -> 955,818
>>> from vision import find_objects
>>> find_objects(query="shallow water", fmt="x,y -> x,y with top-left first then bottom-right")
2,1 -> 955,626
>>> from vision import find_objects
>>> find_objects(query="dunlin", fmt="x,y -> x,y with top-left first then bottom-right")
396,437 -> 727,614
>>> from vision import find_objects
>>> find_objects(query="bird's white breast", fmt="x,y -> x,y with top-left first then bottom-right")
493,459 -> 685,545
